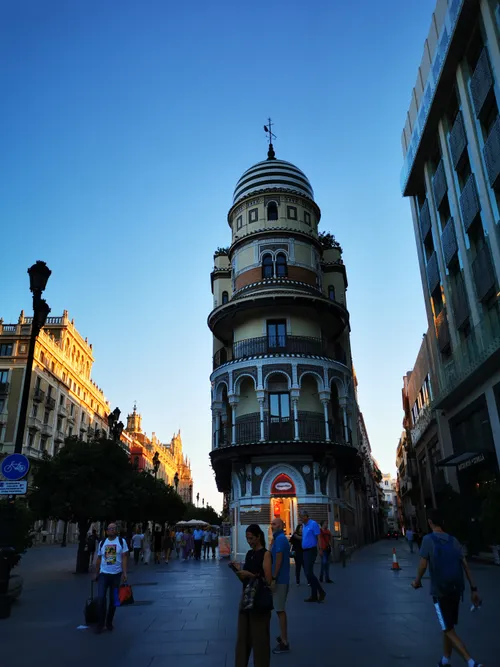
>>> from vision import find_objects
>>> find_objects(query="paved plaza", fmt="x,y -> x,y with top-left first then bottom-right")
0,540 -> 498,667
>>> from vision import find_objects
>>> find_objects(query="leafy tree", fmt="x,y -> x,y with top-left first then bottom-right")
122,471 -> 185,527
182,502 -> 221,526
318,231 -> 340,250
0,498 -> 34,566
30,435 -> 135,573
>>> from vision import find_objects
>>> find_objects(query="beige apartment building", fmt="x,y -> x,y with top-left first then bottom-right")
0,310 -> 110,461
400,0 -> 500,535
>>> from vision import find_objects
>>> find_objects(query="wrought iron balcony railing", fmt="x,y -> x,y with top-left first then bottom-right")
213,413 -> 353,448
213,335 -> 347,369
33,388 -> 45,403
46,396 -> 56,410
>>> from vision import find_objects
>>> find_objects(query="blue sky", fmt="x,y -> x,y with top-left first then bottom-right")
1,0 -> 436,509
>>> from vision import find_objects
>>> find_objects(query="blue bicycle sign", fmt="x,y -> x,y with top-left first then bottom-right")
1,454 -> 30,481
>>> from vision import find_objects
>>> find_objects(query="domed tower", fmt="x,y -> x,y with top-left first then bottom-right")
209,140 -> 361,556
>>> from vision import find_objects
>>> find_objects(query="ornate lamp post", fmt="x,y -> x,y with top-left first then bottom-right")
14,261 -> 52,454
189,483 -> 193,504
174,471 -> 179,493
196,492 -> 200,507
152,452 -> 160,480
107,407 -> 124,444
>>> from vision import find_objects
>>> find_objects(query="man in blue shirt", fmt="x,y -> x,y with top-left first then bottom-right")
193,528 -> 204,560
299,510 -> 326,603
271,517 -> 290,654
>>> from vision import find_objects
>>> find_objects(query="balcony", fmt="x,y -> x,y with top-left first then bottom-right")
23,445 -> 43,460
0,381 -> 9,395
441,218 -> 458,267
27,416 -> 42,431
451,274 -> 469,331
57,403 -> 67,417
483,115 -> 500,188
426,252 -> 440,295
472,243 -> 496,302
46,395 -> 56,411
214,413 -> 352,447
459,173 -> 481,233
449,111 -> 467,169
432,160 -> 447,210
470,47 -> 493,117
213,335 -> 347,370
435,309 -> 451,353
54,430 -> 65,443
419,199 -> 432,241
410,404 -> 434,448
67,412 -> 75,424
435,308 -> 500,408
41,423 -> 53,437
33,388 -> 45,403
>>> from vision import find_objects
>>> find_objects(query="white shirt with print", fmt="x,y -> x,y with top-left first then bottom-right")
98,537 -> 129,575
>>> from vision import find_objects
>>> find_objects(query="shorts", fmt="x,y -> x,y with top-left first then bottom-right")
433,595 -> 460,631
273,584 -> 289,612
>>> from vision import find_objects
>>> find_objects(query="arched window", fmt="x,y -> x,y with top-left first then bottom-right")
276,253 -> 288,277
328,285 -> 335,301
262,254 -> 273,279
221,291 -> 229,305
267,201 -> 278,221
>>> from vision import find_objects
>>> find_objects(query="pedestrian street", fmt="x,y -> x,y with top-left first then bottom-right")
1,540 -> 499,667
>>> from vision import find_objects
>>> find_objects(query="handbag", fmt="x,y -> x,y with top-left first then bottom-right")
118,583 -> 134,606
240,578 -> 273,612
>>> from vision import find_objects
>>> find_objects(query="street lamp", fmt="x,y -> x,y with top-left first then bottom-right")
14,261 -> 52,454
107,407 -> 124,444
152,452 -> 160,480
189,483 -> 193,503
196,492 -> 200,507
173,471 -> 179,493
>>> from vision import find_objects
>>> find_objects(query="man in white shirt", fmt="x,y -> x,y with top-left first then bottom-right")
193,527 -> 204,560
131,528 -> 144,565
203,526 -> 212,559
94,523 -> 129,633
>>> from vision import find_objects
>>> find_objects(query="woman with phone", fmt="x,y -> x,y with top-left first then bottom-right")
230,524 -> 272,667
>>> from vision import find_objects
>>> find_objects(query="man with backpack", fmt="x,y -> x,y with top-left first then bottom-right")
411,509 -> 483,667
94,522 -> 129,634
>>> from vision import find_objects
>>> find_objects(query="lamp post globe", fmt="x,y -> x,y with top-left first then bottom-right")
27,260 -> 52,296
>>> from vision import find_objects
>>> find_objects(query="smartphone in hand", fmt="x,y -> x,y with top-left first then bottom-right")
228,562 -> 239,573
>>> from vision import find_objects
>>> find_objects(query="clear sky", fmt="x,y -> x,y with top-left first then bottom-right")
1,0 -> 437,508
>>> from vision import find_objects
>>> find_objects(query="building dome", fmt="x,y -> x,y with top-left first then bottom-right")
233,149 -> 314,204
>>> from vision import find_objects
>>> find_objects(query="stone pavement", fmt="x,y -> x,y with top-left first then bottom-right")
0,539 -> 498,667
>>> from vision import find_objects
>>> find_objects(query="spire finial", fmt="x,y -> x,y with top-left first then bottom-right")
264,118 -> 276,160
133,400 -> 137,413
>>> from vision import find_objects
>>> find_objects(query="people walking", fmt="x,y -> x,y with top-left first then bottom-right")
406,526 -> 415,553
270,518 -> 290,654
153,526 -> 163,564
143,529 -> 152,565
299,510 -> 325,603
162,528 -> 172,564
232,524 -> 272,667
86,529 -> 98,567
130,528 -> 144,566
211,527 -> 219,559
319,520 -> 334,584
289,524 -> 303,585
175,528 -> 183,558
94,522 -> 129,634
182,528 -> 193,560
411,509 -> 483,667
193,526 -> 204,560
340,542 -> 347,568
203,526 -> 212,559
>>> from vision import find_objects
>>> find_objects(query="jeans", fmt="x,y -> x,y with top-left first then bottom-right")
319,550 -> 330,581
408,540 -> 414,553
294,551 -> 303,583
194,540 -> 202,560
97,572 -> 122,629
303,547 -> 324,599
133,548 -> 141,565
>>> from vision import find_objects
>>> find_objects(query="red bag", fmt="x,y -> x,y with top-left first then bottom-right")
118,584 -> 134,606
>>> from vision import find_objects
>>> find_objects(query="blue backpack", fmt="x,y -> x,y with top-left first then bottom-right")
431,533 -> 464,596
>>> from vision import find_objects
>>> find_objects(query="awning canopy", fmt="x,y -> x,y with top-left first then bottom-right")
437,451 -> 487,468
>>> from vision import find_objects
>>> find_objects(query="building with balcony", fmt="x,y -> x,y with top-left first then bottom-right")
0,310 -> 110,462
401,0 -> 500,517
380,473 -> 399,533
208,142 -> 366,556
121,405 -> 193,504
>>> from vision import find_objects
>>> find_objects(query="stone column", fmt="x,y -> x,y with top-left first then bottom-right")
256,389 -> 265,442
211,400 -> 223,449
319,390 -> 331,441
339,398 -> 349,443
291,388 -> 300,440
228,395 -> 239,445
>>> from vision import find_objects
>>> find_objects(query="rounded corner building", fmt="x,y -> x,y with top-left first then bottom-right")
208,142 -> 362,556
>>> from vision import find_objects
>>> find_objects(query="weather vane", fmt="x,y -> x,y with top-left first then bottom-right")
264,118 -> 276,159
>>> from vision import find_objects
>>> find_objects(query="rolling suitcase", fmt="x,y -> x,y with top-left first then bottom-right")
84,581 -> 99,626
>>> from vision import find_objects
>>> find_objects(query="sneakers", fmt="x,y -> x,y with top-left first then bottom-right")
272,641 -> 290,654
318,590 -> 326,602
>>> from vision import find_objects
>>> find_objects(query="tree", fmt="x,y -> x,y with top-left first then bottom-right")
182,502 -> 221,526
30,435 -> 135,573
122,472 -> 185,527
0,498 -> 34,566
318,231 -> 340,250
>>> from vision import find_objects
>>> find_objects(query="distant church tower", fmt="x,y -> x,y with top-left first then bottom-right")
208,131 -> 360,556
126,404 -> 142,434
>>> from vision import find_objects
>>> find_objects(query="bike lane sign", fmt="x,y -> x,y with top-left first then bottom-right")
1,454 -> 30,481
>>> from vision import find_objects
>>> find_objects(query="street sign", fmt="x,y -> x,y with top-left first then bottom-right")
1,453 -> 30,481
0,480 -> 28,495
